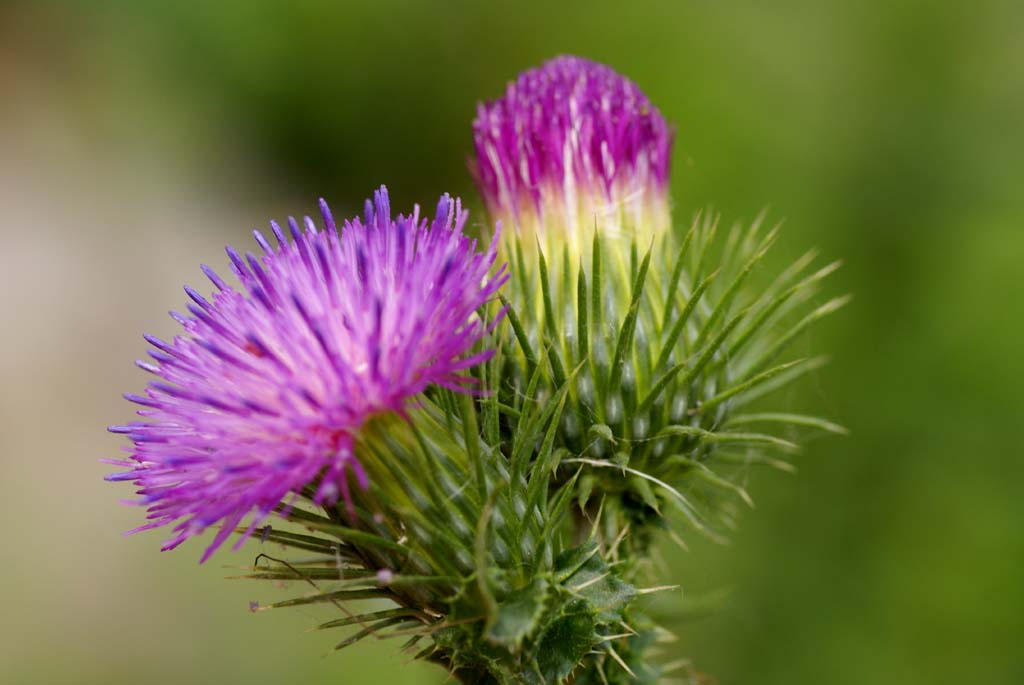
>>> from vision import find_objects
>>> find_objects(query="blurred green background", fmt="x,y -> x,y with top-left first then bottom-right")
2,1 -> 1021,683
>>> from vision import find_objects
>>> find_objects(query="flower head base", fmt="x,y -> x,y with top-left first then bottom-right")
107,187 -> 507,561
472,55 -> 673,256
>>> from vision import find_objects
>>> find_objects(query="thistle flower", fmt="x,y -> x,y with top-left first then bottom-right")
472,55 -> 673,257
106,187 -> 507,562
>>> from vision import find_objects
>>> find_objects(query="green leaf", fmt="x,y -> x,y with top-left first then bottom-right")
670,457 -> 755,508
243,527 -> 346,556
726,259 -> 841,362
334,615 -> 412,651
256,588 -> 391,611
525,387 -> 570,519
713,451 -> 796,473
636,307 -> 747,417
590,230 -> 604,331
232,566 -> 364,582
699,358 -> 809,414
691,213 -> 719,281
629,475 -> 661,514
511,360 -> 570,486
695,228 -> 776,348
484,346 -> 502,447
535,604 -> 598,684
314,607 -> 421,631
538,248 -> 568,389
458,392 -> 486,501
746,295 -> 850,374
607,247 -> 651,396
554,542 -> 601,583
725,412 -> 848,435
499,294 -> 537,376
485,576 -> 551,649
657,425 -> 797,451
474,487 -> 503,620
540,468 -> 583,544
660,218 -> 699,328
654,269 -> 719,371
563,545 -> 636,622
587,423 -> 616,445
736,355 -> 830,406
577,264 -> 589,363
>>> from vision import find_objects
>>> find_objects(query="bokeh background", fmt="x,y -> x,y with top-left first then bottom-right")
2,2 -> 1022,683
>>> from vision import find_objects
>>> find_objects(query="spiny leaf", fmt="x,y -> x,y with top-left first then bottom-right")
243,528 -> 346,556
667,457 -> 754,507
746,295 -> 850,374
654,269 -> 719,371
474,487 -> 503,619
607,246 -> 652,396
591,230 -> 604,331
657,425 -> 798,451
563,550 -> 636,623
695,228 -> 776,348
535,605 -> 598,683
726,260 -> 842,362
314,607 -> 422,631
587,423 -> 616,445
525,386 -> 571,518
713,451 -> 797,473
725,412 -> 848,435
499,294 -> 537,375
660,217 -> 699,328
577,263 -> 589,363
511,354 -> 569,485
538,247 -> 568,388
629,475 -> 661,514
691,213 -> 719,281
485,576 -> 550,649
636,307 -> 747,417
484,345 -> 502,446
458,392 -> 486,501
736,355 -> 830,406
405,415 -> 482,532
554,541 -> 602,582
699,358 -> 810,414
283,521 -> 415,557
513,236 -> 532,312
233,566 -> 362,582
334,615 -> 412,651
563,458 -> 714,540
539,467 -> 583,544
256,588 -> 392,611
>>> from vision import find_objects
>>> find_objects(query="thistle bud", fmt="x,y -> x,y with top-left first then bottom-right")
473,55 -> 673,261
474,58 -> 845,572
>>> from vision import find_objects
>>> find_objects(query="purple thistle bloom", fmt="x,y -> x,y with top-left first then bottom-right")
472,55 -> 674,243
107,187 -> 507,562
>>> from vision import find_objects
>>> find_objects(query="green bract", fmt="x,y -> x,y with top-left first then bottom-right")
500,215 -> 847,567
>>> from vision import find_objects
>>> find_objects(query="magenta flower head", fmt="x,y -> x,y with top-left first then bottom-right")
106,187 -> 507,562
472,55 -> 674,255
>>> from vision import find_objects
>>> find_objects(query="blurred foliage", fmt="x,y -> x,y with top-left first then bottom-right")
2,1 -> 1022,684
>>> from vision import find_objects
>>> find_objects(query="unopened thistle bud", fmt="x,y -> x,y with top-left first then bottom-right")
473,55 -> 673,260
474,57 -> 845,571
